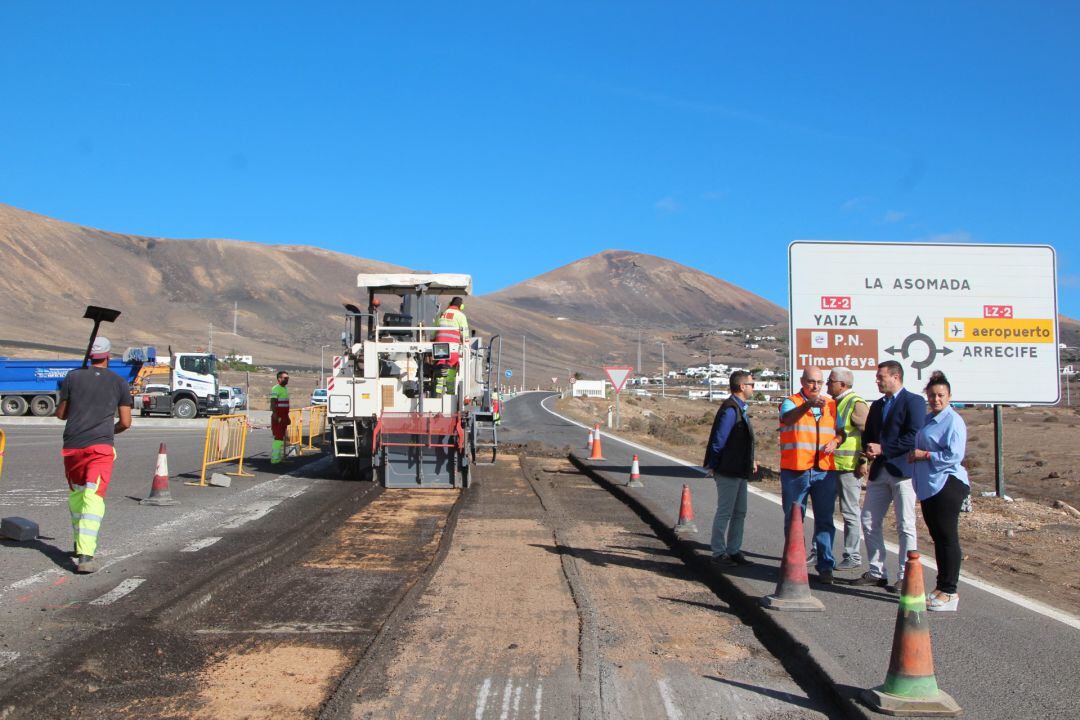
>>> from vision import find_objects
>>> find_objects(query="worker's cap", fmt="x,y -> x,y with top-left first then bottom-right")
89,336 -> 112,360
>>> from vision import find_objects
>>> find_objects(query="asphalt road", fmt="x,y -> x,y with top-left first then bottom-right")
512,392 -> 1080,720
0,419 -> 346,690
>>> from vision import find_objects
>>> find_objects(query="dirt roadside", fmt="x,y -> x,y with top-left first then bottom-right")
557,394 -> 1080,616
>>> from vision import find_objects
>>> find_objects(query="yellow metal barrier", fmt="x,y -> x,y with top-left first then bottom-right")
306,405 -> 327,451
286,408 -> 305,455
0,428 -> 6,482
192,414 -> 255,486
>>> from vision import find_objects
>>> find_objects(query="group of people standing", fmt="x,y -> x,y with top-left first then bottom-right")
705,361 -> 970,612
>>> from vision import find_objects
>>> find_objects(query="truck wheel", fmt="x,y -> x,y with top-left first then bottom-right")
2,395 -> 28,416
173,398 -> 198,419
30,395 -> 56,417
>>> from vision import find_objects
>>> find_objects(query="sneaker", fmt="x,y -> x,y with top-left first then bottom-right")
710,554 -> 735,568
805,549 -> 817,566
848,572 -> 888,588
75,555 -> 99,574
927,592 -> 959,612
727,552 -> 753,566
816,570 -> 834,585
835,557 -> 862,571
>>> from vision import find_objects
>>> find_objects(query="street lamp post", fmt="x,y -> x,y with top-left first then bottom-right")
320,344 -> 331,388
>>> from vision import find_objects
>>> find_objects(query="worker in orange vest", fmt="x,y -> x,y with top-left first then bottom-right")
778,365 -> 844,584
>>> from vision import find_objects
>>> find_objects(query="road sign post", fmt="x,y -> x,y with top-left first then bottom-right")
604,366 -> 633,429
790,242 -> 1059,499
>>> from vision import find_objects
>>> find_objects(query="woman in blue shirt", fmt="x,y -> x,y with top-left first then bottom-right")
908,371 -> 970,612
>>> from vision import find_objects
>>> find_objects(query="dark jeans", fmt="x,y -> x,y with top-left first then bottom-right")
921,475 -> 970,594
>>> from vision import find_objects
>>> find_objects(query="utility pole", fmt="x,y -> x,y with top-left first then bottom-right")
707,344 -> 713,402
658,341 -> 666,398
637,332 -> 641,374
320,344 -> 331,388
522,334 -> 526,392
208,323 -> 213,354
233,302 -> 238,335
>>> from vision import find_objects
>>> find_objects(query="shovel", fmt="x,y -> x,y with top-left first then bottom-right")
81,305 -> 121,368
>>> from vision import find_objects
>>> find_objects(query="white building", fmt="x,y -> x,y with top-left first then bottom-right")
572,379 -> 608,398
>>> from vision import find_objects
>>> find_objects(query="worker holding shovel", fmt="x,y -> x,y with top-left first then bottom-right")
55,336 -> 133,572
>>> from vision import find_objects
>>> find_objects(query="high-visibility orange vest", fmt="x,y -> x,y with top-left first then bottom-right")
779,393 -> 837,471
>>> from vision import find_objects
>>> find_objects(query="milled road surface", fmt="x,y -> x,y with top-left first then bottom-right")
1,396 -> 840,718
344,451 -> 834,719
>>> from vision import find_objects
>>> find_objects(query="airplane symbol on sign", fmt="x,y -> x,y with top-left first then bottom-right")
951,324 -> 963,337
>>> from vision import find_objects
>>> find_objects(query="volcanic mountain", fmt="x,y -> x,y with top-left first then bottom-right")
0,203 -> 785,376
486,250 -> 786,329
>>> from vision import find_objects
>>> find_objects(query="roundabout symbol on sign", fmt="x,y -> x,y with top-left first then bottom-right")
884,316 -> 953,380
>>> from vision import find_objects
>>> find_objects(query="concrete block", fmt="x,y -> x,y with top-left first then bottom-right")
2,516 -> 40,542
209,473 -> 232,488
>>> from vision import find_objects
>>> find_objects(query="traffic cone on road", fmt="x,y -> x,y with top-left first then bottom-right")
627,455 -> 644,487
140,443 -> 180,507
861,551 -> 962,716
674,484 -> 697,533
589,424 -> 605,460
761,506 -> 823,611
587,427 -> 595,452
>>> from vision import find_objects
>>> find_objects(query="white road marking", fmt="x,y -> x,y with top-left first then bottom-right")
475,677 -> 492,719
0,651 -> 20,670
656,678 -> 683,720
5,569 -> 63,592
89,577 -> 145,606
181,536 -> 222,553
499,679 -> 513,720
540,396 -> 1080,631
533,683 -> 543,720
512,686 -> 522,717
195,622 -> 365,634
218,486 -> 309,529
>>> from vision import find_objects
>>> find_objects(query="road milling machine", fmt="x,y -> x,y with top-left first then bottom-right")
327,273 -> 501,488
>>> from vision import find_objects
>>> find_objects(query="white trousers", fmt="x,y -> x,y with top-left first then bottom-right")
860,468 -> 917,582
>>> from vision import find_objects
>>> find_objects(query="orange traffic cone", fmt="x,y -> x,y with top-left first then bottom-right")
587,427 -> 595,451
627,454 -> 643,487
589,424 -> 605,460
761,506 -> 823,611
674,484 -> 697,533
861,551 -> 961,716
140,443 -> 180,506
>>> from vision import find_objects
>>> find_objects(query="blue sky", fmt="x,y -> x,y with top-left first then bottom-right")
2,2 -> 1078,316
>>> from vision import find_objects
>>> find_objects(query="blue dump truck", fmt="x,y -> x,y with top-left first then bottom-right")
0,347 -> 153,417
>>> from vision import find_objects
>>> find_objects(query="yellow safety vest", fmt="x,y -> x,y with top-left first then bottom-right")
833,391 -> 864,472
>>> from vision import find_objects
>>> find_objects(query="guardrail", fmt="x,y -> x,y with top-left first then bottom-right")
193,414 -> 255,486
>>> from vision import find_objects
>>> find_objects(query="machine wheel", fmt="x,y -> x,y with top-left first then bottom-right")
30,395 -> 56,417
335,456 -> 374,482
173,398 -> 198,419
2,395 -> 28,416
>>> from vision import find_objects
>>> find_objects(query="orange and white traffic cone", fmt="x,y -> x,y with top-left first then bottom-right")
589,424 -> 605,460
627,454 -> 643,487
861,551 -> 961,716
140,443 -> 180,506
587,427 -> 595,452
761,506 -> 823,611
674,484 -> 697,533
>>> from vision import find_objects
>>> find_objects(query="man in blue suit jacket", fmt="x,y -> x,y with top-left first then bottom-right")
851,360 -> 926,590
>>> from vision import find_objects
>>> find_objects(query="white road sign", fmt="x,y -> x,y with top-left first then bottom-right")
604,366 -> 634,393
789,242 -> 1059,404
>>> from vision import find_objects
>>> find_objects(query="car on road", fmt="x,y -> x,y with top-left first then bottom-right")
134,384 -> 171,416
218,386 -> 247,412
310,388 -> 327,406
